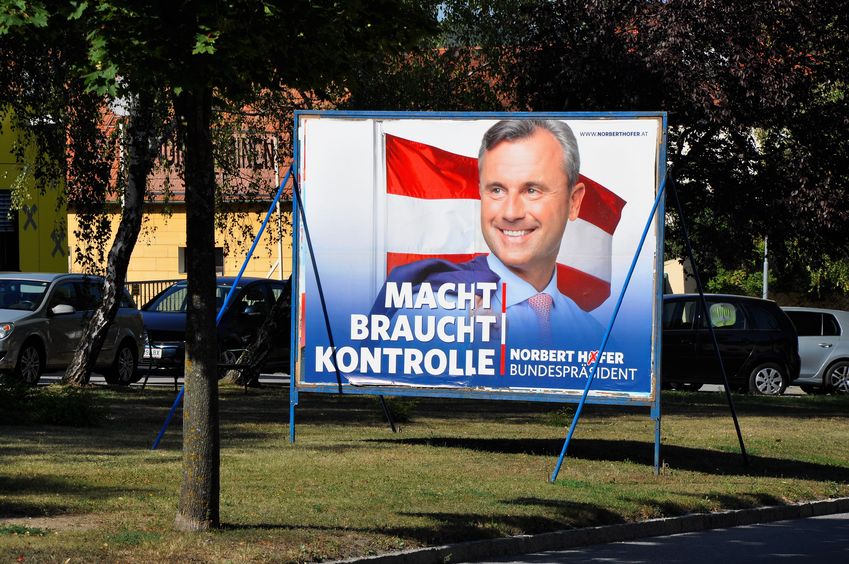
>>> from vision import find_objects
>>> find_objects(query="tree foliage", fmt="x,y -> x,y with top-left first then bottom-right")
435,0 -> 849,296
3,0 -> 437,532
0,5 -> 107,227
1,1 -> 177,388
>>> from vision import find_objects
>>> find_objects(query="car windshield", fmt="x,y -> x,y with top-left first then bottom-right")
144,283 -> 242,313
0,279 -> 50,311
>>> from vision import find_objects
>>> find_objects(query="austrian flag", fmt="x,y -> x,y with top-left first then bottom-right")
384,133 -> 627,312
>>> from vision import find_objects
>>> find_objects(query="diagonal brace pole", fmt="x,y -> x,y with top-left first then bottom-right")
151,167 -> 293,450
668,178 -> 748,466
291,174 -> 397,432
550,176 -> 667,482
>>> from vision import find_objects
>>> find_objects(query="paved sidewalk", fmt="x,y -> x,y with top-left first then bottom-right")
332,497 -> 849,564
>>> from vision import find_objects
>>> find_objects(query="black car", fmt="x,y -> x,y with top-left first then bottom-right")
140,277 -> 291,377
662,294 -> 800,395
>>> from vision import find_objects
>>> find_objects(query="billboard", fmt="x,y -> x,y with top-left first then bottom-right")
293,112 -> 665,405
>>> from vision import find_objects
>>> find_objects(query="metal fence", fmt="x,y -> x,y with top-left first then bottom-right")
127,279 -> 183,308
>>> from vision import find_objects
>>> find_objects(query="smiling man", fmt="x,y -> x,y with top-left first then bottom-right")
479,120 -> 584,291
475,119 -> 601,345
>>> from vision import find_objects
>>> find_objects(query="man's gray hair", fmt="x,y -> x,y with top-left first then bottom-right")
478,119 -> 581,189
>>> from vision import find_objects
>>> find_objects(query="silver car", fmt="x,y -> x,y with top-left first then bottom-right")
782,307 -> 849,394
0,273 -> 145,385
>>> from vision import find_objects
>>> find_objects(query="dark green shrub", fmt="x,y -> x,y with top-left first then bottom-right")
0,374 -> 33,424
31,385 -> 104,426
0,376 -> 103,427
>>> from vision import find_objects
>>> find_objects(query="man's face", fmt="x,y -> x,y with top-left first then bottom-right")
479,128 -> 585,291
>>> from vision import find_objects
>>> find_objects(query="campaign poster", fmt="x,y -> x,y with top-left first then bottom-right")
293,112 -> 665,403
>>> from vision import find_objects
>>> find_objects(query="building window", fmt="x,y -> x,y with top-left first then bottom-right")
0,190 -> 19,271
179,247 -> 224,275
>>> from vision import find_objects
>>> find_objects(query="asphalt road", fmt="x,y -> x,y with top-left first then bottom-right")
483,512 -> 849,563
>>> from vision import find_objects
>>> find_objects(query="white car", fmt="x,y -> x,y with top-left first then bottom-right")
782,307 -> 849,394
0,273 -> 145,385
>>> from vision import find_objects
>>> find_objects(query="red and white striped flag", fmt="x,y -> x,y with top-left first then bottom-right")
385,133 -> 626,312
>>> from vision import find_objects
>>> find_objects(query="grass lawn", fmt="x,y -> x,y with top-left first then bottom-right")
1,383 -> 847,562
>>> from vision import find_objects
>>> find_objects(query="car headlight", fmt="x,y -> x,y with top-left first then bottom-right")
0,323 -> 14,340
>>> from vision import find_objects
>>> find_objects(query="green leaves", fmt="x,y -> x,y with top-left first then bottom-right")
80,29 -> 118,96
0,0 -> 50,33
68,1 -> 88,20
192,29 -> 220,56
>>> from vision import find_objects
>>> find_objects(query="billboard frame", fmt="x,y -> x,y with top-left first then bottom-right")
289,110 -> 667,473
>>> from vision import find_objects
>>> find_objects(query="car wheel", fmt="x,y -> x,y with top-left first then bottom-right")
826,360 -> 849,395
105,341 -> 138,386
748,362 -> 787,396
15,341 -> 44,385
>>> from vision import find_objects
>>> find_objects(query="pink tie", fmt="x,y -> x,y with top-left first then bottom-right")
528,293 -> 553,336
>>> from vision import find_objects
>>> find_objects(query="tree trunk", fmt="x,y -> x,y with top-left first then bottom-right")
63,91 -> 160,387
174,85 -> 220,532
222,288 -> 291,386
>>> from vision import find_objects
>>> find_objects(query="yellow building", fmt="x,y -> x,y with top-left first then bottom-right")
0,111 -> 69,273
67,203 -> 292,281
3,109 -> 292,287
65,129 -> 293,304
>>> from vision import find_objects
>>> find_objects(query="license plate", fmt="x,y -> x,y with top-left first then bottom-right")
144,348 -> 162,359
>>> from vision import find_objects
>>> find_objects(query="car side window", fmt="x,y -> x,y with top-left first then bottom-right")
149,286 -> 187,312
215,286 -> 233,312
823,314 -> 840,337
1,281 -> 49,311
120,290 -> 137,309
746,303 -> 781,331
704,301 -> 746,330
235,285 -> 270,316
785,311 -> 821,336
76,281 -> 102,311
663,300 -> 697,330
48,282 -> 77,310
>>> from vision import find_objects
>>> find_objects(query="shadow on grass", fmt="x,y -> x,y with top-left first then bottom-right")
498,494 -> 766,525
68,384 -> 849,433
221,498 -> 622,544
0,499 -> 73,519
290,392 -> 566,426
0,425 -> 177,456
615,491 -> 784,517
286,389 -> 849,425
220,490 -> 791,548
662,391 -> 849,418
368,436 -> 848,481
0,475 -> 141,519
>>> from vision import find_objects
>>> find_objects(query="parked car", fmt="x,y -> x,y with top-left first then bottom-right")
781,307 -> 849,395
140,277 -> 291,377
662,294 -> 800,395
0,273 -> 145,385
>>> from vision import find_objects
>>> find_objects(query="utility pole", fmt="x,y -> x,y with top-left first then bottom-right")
762,236 -> 769,299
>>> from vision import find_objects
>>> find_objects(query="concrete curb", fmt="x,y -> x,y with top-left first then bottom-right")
331,497 -> 849,564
